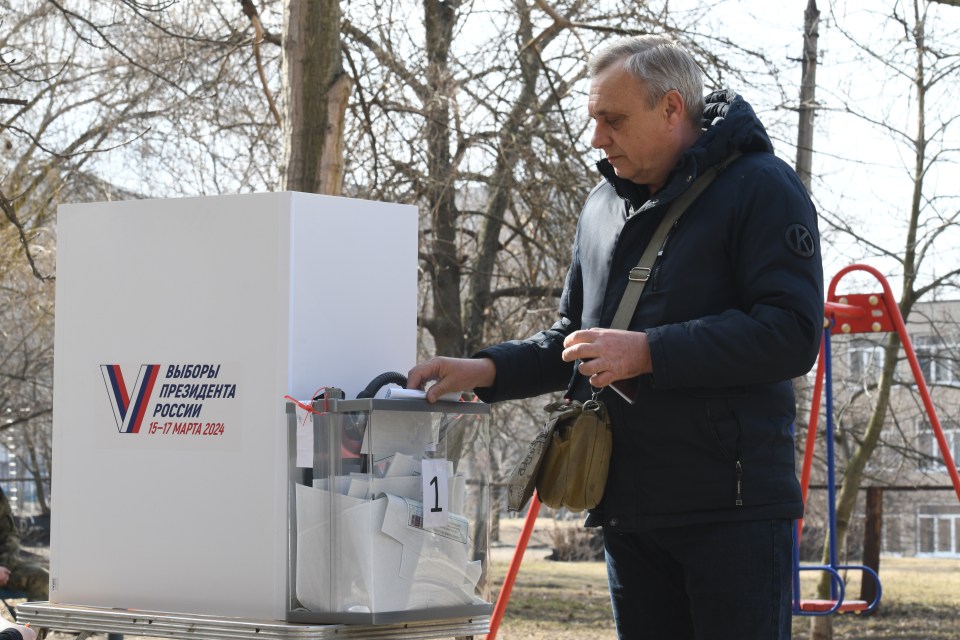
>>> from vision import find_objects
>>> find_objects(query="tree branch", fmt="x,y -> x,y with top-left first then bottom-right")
0,185 -> 53,281
239,0 -> 282,129
489,285 -> 563,301
0,409 -> 52,431
342,19 -> 429,101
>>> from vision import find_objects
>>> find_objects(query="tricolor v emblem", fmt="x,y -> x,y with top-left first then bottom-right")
100,364 -> 161,433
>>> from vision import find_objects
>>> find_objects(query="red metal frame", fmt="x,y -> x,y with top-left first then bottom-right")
486,496 -> 541,640
800,264 -> 960,507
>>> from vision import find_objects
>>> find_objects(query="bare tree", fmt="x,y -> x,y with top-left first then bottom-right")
805,1 -> 960,636
0,215 -> 54,514
339,1 -> 790,542
4,0 -> 810,547
1,0 -> 291,515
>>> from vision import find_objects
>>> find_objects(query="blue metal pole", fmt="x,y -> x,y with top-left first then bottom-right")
823,325 -> 839,600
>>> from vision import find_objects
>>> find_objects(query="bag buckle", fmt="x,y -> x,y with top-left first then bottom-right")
629,267 -> 651,282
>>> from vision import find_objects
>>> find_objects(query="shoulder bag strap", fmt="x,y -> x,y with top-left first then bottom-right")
609,152 -> 742,330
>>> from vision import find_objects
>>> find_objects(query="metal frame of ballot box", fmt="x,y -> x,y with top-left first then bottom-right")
15,602 -> 490,640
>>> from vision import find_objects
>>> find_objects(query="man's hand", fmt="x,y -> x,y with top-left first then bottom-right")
561,328 -> 651,388
407,357 -> 496,403
0,565 -> 10,587
12,625 -> 35,640
0,608 -> 35,640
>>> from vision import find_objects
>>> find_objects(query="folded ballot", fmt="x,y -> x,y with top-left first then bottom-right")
294,485 -> 483,613
295,464 -> 482,614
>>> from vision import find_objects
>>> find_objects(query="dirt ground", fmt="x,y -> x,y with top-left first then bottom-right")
10,518 -> 960,640
489,517 -> 960,640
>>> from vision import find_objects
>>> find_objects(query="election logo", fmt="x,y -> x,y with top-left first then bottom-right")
100,363 -> 239,438
101,364 -> 161,434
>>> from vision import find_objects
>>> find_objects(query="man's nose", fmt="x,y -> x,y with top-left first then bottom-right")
591,122 -> 610,149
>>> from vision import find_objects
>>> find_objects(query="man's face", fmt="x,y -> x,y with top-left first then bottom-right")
588,64 -> 683,192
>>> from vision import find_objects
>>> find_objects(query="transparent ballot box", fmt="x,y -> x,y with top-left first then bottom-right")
286,397 -> 493,624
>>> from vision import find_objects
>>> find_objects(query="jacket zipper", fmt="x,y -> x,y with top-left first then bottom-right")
735,460 -> 744,506
651,219 -> 681,292
707,401 -> 745,507
734,409 -> 744,506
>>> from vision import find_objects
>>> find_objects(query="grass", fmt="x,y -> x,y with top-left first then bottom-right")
489,518 -> 960,639
489,558 -> 615,639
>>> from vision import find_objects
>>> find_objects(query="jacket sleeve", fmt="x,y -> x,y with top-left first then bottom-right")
473,228 -> 584,403
646,159 -> 824,388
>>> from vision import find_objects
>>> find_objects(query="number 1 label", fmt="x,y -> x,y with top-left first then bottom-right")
421,458 -> 448,529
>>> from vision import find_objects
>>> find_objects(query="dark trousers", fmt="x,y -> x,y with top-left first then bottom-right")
603,519 -> 793,640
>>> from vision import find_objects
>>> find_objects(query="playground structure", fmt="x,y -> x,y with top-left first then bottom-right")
792,264 -> 960,615
488,264 -> 960,636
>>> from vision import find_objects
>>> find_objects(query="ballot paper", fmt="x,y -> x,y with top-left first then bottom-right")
346,474 -> 420,502
294,482 -> 483,614
359,410 -> 437,462
294,404 -> 314,468
379,494 -> 484,608
383,388 -> 463,402
383,452 -> 418,477
296,484 -> 389,611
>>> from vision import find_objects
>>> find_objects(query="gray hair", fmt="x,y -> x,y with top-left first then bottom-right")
589,35 -> 705,128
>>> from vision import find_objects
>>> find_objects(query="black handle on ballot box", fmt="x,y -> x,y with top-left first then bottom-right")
356,372 -> 409,399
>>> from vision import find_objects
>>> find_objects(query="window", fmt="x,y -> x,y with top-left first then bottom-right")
917,511 -> 960,557
917,419 -> 960,471
913,334 -> 960,386
883,513 -> 905,556
846,338 -> 885,380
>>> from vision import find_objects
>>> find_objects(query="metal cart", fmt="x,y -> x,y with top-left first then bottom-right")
16,602 -> 488,640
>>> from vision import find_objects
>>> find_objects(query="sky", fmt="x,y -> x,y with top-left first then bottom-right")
703,0 -> 960,297
467,0 -> 960,296
74,0 -> 960,299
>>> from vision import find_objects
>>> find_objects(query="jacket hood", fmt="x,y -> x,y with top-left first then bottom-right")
597,90 -> 774,207
692,89 -> 773,170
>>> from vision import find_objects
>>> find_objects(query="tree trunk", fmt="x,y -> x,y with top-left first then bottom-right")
860,487 -> 883,606
797,7 -> 825,633
422,0 -> 464,356
792,0 -> 819,465
281,0 -> 350,195
796,0 -> 819,192
809,614 -> 833,640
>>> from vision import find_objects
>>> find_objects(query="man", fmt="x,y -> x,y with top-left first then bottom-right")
408,35 -> 822,639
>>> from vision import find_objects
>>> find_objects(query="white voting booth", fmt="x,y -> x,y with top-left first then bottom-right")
46,192 -> 490,635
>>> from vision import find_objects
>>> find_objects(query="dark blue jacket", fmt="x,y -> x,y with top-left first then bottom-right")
477,92 -> 823,530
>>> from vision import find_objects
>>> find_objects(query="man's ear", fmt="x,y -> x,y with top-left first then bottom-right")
662,90 -> 686,125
